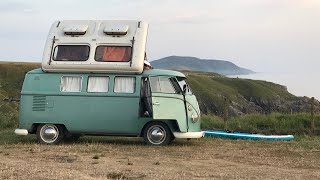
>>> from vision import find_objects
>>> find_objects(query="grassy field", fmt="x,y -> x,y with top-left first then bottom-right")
1,130 -> 320,179
0,62 -> 40,130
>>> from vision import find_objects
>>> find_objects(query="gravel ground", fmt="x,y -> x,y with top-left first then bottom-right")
0,137 -> 319,180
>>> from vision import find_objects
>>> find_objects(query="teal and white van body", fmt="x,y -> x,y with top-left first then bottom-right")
15,20 -> 203,145
15,69 -> 203,145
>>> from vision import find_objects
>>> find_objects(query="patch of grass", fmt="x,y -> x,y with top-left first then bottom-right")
0,62 -> 39,130
201,114 -> 225,130
107,172 -> 126,179
50,155 -> 78,163
0,129 -> 36,144
0,110 -> 19,130
293,135 -> 320,149
201,112 -> 320,135
0,62 -> 40,97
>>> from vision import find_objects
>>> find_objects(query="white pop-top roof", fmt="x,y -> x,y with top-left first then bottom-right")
41,20 -> 149,74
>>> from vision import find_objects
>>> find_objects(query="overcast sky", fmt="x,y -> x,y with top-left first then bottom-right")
0,0 -> 319,72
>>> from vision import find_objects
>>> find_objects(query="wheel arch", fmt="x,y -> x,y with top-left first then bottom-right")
31,123 -> 68,134
139,120 -> 179,137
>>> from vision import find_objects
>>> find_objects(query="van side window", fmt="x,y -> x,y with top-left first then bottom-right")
87,76 -> 109,92
60,76 -> 82,92
150,77 -> 176,94
114,77 -> 135,93
95,46 -> 132,62
53,45 -> 90,61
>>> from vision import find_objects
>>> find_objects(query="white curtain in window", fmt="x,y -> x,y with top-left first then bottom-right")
61,76 -> 82,92
88,77 -> 109,92
114,77 -> 135,93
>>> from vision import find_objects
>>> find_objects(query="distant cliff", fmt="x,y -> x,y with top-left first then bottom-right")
151,56 -> 254,75
185,71 -> 320,116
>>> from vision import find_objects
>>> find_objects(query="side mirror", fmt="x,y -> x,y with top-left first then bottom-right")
182,84 -> 187,94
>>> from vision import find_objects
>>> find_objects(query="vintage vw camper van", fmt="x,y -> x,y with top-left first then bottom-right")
14,20 -> 203,145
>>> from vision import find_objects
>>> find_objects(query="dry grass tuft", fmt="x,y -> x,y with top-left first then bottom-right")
92,154 -> 100,159
127,158 -> 133,165
107,172 -> 127,179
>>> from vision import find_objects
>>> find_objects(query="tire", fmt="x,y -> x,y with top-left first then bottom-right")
143,122 -> 173,145
36,124 -> 64,144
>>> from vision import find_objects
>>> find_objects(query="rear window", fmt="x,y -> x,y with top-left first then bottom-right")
95,46 -> 132,62
53,45 -> 90,61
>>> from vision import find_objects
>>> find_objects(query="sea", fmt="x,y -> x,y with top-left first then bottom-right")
228,72 -> 320,101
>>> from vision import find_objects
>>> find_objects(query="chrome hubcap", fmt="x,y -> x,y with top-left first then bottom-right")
147,125 -> 166,144
40,125 -> 59,143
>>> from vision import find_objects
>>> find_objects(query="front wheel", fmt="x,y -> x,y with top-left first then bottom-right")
143,122 -> 173,145
36,124 -> 64,144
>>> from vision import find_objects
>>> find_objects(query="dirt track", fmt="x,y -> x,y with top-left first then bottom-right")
0,137 -> 319,180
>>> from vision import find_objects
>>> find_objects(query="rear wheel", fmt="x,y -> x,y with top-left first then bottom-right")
36,124 -> 64,144
143,122 -> 173,145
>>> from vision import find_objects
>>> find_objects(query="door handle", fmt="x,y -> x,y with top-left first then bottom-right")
153,102 -> 160,105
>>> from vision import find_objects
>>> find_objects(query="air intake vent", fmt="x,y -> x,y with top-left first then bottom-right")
32,96 -> 46,111
63,25 -> 88,36
104,24 -> 128,35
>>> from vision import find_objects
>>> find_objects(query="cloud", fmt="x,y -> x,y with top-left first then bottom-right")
0,1 -> 34,14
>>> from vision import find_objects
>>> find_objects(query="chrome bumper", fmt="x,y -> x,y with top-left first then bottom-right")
173,131 -> 204,139
15,129 -> 29,136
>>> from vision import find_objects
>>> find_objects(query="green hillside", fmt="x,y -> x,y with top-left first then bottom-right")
0,62 -> 40,129
185,72 -> 308,116
0,62 -> 40,97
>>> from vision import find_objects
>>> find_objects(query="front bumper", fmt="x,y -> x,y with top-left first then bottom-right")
15,129 -> 29,136
173,131 -> 204,139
